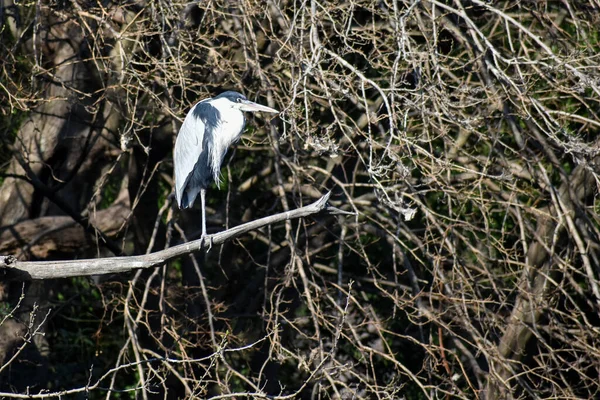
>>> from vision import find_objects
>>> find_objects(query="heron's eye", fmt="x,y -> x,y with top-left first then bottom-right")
236,98 -> 242,103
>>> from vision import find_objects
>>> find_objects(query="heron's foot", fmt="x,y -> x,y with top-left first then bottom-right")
201,234 -> 213,252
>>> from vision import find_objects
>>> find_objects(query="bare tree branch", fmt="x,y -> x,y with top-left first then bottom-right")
0,192 -> 350,280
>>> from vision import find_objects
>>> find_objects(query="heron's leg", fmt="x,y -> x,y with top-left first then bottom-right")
200,188 -> 213,251
200,188 -> 207,238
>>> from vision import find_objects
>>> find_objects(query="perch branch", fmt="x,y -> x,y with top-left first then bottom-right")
0,192 -> 352,280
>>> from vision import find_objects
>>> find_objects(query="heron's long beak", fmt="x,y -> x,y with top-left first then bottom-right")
238,100 -> 279,114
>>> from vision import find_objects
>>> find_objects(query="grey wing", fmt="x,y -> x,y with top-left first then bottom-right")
174,103 -> 210,208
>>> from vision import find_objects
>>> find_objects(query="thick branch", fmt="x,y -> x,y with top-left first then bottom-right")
13,152 -> 124,256
486,158 -> 600,399
0,192 -> 351,280
0,194 -> 130,259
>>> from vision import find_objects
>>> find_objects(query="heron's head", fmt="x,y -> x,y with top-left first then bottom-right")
215,91 -> 279,114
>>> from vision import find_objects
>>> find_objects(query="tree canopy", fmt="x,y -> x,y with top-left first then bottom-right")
1,0 -> 600,398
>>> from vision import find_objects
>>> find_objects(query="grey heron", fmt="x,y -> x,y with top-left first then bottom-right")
174,91 -> 279,240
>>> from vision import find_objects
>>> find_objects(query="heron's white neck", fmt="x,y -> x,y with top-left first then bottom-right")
208,98 -> 246,186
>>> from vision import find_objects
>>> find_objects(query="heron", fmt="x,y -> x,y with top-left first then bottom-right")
174,91 -> 279,241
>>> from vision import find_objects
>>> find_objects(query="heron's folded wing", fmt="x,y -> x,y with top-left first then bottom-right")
174,104 -> 207,208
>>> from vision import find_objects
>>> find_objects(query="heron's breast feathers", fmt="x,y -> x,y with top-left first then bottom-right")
207,108 -> 245,187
